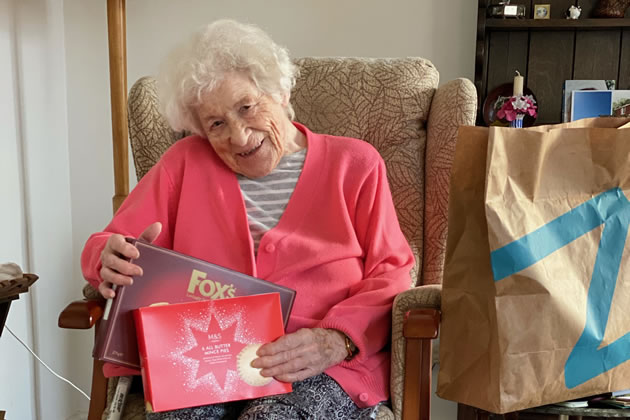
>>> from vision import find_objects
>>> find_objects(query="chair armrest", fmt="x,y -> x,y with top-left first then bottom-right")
403,308 -> 440,340
58,299 -> 105,329
401,308 -> 441,420
427,78 -> 477,132
422,79 -> 477,287
393,284 -> 441,336
391,285 -> 442,419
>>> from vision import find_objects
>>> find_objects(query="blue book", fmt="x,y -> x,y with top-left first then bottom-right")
570,90 -> 613,121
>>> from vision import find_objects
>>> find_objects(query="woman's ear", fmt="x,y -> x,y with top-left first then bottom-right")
280,92 -> 290,108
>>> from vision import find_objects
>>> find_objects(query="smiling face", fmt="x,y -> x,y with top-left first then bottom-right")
195,72 -> 301,179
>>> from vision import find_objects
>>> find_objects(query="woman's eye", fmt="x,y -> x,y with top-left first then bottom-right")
210,121 -> 223,130
241,104 -> 253,112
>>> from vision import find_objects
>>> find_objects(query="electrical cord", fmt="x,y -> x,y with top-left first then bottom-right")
5,325 -> 90,400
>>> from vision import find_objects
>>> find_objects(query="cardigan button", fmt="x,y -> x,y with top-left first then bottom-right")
359,392 -> 368,402
264,243 -> 276,253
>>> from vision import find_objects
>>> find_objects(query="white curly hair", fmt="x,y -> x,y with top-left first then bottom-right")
158,19 -> 298,136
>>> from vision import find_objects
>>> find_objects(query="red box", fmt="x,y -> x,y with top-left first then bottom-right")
134,293 -> 291,413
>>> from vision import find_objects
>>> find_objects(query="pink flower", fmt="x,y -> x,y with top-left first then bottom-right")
497,95 -> 537,122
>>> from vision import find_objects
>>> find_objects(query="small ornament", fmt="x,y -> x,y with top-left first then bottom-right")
566,5 -> 582,19
488,0 -> 527,18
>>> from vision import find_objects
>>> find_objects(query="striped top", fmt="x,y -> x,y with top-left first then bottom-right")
237,149 -> 307,253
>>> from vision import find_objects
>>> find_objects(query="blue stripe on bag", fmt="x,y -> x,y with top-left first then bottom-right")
489,187 -> 630,388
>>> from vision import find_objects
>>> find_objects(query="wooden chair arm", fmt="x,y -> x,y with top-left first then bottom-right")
403,308 -> 440,339
402,308 -> 441,420
58,299 -> 105,329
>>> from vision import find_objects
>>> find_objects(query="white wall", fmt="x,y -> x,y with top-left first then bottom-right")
1,0 -> 89,419
123,0 -> 475,89
0,1 -> 36,418
1,1 -> 474,418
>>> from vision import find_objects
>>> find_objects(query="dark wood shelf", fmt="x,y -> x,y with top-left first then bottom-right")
487,18 -> 630,30
475,0 -> 630,125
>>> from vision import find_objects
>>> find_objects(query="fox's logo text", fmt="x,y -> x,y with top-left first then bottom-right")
187,269 -> 236,299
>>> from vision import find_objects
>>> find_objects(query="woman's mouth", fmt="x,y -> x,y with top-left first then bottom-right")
238,139 -> 264,157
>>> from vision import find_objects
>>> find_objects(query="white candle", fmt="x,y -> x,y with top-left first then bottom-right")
513,71 -> 524,97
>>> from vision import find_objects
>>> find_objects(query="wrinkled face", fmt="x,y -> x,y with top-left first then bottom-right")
195,72 -> 290,179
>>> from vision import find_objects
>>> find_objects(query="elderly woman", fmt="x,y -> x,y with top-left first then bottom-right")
81,19 -> 413,419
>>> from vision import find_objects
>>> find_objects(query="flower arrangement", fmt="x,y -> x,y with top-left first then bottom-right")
497,95 -> 538,124
494,71 -> 538,128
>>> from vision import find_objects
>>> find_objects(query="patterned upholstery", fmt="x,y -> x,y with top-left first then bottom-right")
292,57 -> 437,285
83,283 -> 102,300
423,78 -> 478,285
390,77 -> 477,419
94,57 -> 477,420
128,76 -> 183,181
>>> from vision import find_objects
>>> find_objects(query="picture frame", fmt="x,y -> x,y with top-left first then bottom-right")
534,4 -> 551,19
569,89 -> 630,121
570,90 -> 612,121
488,3 -> 526,18
613,90 -> 630,117
562,80 -> 616,122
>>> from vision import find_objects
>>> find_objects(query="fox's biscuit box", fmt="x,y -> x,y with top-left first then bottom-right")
95,239 -> 296,369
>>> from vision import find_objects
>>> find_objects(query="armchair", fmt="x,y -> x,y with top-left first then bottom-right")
58,57 -> 476,420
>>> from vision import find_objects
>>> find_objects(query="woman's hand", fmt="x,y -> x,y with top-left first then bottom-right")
251,328 -> 348,383
98,222 -> 162,299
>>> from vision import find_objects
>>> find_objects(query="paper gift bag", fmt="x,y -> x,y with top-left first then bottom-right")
437,117 -> 630,413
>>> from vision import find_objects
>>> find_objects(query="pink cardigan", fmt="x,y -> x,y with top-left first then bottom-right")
81,123 -> 414,407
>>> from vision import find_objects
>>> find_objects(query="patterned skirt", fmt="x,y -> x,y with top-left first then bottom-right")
145,373 -> 381,419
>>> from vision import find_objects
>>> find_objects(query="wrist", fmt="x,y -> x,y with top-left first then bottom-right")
328,329 -> 358,361
343,334 -> 358,361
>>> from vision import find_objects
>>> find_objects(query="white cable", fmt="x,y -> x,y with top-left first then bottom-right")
5,325 -> 91,401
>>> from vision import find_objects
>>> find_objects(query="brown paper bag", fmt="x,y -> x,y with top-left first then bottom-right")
437,117 -> 630,413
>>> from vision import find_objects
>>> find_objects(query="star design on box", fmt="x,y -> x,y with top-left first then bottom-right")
183,315 -> 247,386
169,305 -> 252,395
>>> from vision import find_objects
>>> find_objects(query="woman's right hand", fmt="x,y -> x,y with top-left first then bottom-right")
98,222 -> 162,299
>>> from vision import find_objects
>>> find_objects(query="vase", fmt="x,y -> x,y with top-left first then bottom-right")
510,114 -> 525,128
593,0 -> 630,18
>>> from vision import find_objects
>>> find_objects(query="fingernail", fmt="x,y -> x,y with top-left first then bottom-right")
250,359 -> 259,368
128,278 -> 134,285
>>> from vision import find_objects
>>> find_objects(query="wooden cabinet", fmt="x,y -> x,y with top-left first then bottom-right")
475,0 -> 630,125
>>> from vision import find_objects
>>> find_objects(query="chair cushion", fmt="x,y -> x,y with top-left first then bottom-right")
128,76 -> 186,180
292,57 -> 439,284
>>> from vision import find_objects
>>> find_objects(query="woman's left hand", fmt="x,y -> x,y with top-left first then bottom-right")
251,328 -> 348,382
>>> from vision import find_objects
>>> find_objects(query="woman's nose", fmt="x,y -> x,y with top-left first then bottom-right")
229,124 -> 249,146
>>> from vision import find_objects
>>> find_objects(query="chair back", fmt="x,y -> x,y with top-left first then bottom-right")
127,57 -> 441,285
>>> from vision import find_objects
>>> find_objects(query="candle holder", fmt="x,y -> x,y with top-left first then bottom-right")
510,114 -> 525,128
